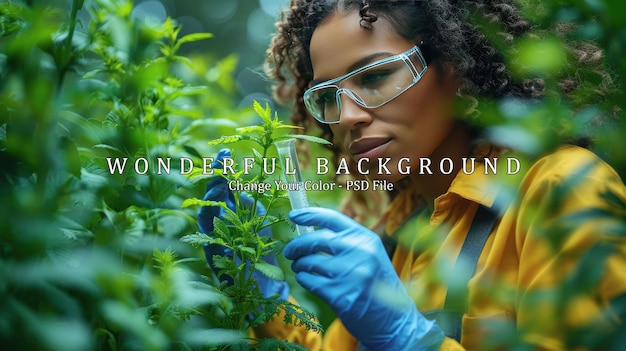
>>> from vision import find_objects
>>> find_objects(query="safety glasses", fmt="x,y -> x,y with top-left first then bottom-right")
303,45 -> 427,124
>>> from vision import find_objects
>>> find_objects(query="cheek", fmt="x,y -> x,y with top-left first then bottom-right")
391,84 -> 457,153
401,83 -> 455,127
410,107 -> 454,146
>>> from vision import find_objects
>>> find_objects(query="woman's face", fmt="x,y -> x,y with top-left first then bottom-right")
309,10 -> 463,182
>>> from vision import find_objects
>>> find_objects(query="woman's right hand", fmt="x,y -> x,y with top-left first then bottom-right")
285,207 -> 444,351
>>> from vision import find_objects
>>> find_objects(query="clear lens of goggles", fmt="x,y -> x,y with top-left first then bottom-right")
303,45 -> 427,124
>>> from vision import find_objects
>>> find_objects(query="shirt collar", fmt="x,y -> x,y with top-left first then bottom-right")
384,161 -> 511,233
445,165 -> 499,208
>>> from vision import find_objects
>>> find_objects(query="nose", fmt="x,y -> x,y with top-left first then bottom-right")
337,90 -> 372,129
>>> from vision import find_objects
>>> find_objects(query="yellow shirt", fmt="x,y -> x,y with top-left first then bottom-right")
261,145 -> 626,350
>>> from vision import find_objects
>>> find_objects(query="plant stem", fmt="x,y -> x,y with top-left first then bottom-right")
56,0 -> 84,96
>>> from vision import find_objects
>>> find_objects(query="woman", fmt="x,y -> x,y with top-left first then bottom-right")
258,0 -> 626,350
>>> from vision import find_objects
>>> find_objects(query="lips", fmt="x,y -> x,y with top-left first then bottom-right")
349,137 -> 392,157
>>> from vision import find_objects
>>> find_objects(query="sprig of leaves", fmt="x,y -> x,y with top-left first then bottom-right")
181,101 -> 326,347
208,100 -> 331,149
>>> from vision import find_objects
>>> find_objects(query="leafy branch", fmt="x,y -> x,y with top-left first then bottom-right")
181,101 -> 326,348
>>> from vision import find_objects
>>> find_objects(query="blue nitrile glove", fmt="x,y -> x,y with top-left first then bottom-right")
198,149 -> 289,300
284,207 -> 444,351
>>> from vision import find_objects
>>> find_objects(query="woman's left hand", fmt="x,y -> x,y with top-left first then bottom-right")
285,207 -> 444,351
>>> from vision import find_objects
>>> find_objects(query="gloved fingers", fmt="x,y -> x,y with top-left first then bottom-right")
203,177 -> 238,213
257,225 -> 272,239
206,148 -> 268,218
198,176 -> 232,233
290,253 -> 345,278
283,229 -> 354,260
201,148 -> 235,207
252,271 -> 290,300
198,205 -> 220,233
213,148 -> 231,167
293,271 -> 334,295
289,207 -> 359,232
202,176 -> 229,201
211,148 -> 268,213
293,271 -> 361,312
203,243 -> 233,258
291,249 -> 395,290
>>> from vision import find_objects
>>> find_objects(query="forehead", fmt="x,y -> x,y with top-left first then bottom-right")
309,11 -> 413,81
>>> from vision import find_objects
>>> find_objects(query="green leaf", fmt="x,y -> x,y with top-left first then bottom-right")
181,198 -> 225,209
276,124 -> 304,130
220,209 -> 243,228
207,237 -> 226,246
176,32 -> 213,46
252,148 -> 263,161
279,300 -> 324,333
236,125 -> 264,134
93,144 -> 124,153
245,135 -> 264,146
189,118 -> 238,129
207,135 -> 243,145
179,85 -> 209,96
175,257 -> 205,265
239,246 -> 256,259
253,100 -> 271,123
212,218 -> 231,240
60,137 -> 82,178
185,171 -> 217,183
212,255 -> 236,271
255,262 -> 285,281
180,233 -> 211,247
153,247 -> 177,268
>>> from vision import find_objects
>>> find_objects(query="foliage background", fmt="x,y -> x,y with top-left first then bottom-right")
0,0 -> 625,350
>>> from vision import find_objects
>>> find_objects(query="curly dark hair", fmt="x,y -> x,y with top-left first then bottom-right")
265,0 -> 613,220
265,0 -> 546,138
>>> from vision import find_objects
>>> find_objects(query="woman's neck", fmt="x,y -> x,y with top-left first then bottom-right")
396,122 -> 471,211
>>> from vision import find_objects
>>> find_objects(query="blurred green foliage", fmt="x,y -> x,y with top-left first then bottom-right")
0,0 -> 293,349
1,0 -> 625,350
505,0 -> 626,172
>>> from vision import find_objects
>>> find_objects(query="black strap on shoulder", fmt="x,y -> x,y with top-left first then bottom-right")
424,205 -> 499,341
445,205 -> 499,312
379,207 -> 425,259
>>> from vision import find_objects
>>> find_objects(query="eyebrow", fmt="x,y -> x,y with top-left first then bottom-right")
310,51 -> 394,86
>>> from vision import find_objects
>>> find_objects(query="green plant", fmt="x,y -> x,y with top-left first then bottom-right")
181,101 -> 329,350
0,0 -> 280,350
2,0 -> 625,350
